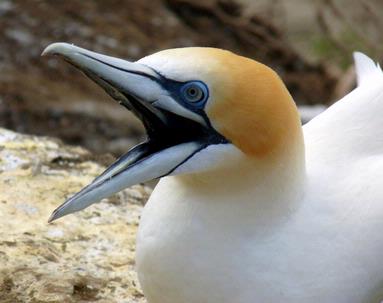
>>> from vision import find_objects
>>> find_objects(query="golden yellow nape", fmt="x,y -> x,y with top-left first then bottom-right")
204,50 -> 302,157
139,47 -> 302,158
137,49 -> 383,303
42,43 -> 383,303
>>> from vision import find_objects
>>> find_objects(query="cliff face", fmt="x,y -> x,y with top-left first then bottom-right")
0,128 -> 150,302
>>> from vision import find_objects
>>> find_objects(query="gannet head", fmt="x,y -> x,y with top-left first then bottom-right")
42,43 -> 303,221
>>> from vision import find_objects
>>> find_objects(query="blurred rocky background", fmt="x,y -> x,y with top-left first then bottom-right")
1,0 -> 382,157
0,128 -> 150,302
1,0 -> 383,302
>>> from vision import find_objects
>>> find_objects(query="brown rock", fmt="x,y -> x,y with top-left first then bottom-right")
0,128 -> 150,302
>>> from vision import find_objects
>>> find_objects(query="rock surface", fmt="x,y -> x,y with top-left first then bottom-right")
0,128 -> 150,302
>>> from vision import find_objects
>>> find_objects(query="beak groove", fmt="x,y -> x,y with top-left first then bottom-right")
80,52 -> 161,82
43,43 -> 220,222
48,141 -> 205,222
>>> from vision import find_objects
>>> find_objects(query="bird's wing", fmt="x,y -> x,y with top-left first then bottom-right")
354,52 -> 383,87
301,54 -> 383,298
303,52 -> 383,166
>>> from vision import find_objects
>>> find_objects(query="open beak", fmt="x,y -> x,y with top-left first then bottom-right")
42,43 -> 225,222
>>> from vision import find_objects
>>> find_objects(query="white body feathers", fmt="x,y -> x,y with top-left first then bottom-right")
136,53 -> 383,303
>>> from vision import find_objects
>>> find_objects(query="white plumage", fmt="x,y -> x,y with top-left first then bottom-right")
42,43 -> 383,303
137,53 -> 383,303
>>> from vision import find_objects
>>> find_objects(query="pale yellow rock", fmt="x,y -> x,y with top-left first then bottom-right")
0,128 -> 150,303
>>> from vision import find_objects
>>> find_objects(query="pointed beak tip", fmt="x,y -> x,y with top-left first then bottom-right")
41,42 -> 74,57
48,209 -> 62,223
47,214 -> 56,223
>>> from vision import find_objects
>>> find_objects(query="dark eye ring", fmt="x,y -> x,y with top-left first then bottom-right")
181,81 -> 208,105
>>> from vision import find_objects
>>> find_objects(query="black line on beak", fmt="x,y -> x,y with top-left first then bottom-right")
81,53 -> 161,82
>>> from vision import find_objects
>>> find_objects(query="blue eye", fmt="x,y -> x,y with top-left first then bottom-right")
181,81 -> 208,106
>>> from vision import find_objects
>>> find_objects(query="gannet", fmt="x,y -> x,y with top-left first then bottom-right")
42,43 -> 383,303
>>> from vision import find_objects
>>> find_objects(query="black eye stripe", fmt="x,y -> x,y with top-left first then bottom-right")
145,67 -> 209,112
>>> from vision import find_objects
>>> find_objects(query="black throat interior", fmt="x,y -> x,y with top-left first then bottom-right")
82,68 -> 228,157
